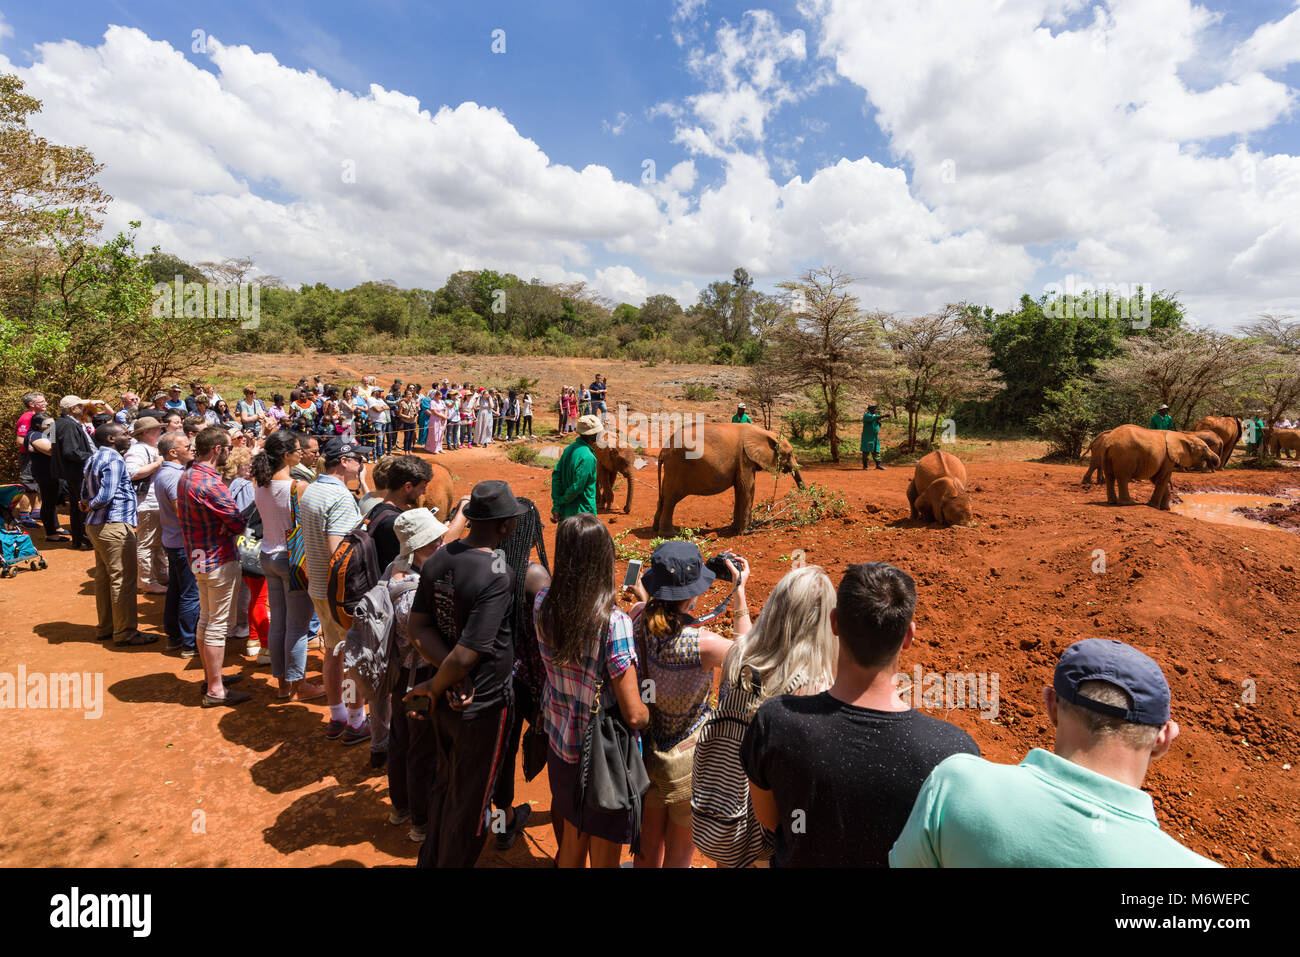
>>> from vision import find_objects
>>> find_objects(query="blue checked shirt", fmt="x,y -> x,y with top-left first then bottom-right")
82,445 -> 138,526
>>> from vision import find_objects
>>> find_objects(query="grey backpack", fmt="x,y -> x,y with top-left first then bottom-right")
342,573 -> 419,704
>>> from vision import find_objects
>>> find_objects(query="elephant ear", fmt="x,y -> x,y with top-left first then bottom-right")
1165,432 -> 1199,468
742,427 -> 779,471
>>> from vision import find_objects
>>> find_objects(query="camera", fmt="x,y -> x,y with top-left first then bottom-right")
705,551 -> 744,582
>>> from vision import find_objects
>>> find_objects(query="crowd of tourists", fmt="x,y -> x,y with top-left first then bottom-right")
7,380 -> 1220,868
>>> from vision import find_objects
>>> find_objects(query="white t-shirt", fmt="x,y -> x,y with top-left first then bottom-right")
254,480 -> 294,556
523,396 -> 532,416
369,396 -> 390,424
123,440 -> 160,510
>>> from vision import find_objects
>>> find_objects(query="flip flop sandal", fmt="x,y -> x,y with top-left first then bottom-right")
201,689 -> 251,707
199,675 -> 244,694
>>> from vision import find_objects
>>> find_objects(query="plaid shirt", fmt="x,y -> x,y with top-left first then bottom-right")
534,588 -> 637,764
81,445 -> 138,526
177,461 -> 245,573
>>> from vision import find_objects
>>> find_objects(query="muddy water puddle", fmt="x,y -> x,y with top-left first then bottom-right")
1171,490 -> 1300,531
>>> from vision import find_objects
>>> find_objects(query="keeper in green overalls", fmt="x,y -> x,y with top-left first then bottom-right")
860,404 -> 888,470
1247,410 -> 1267,456
551,414 -> 600,522
1148,404 -> 1175,430
732,403 -> 752,424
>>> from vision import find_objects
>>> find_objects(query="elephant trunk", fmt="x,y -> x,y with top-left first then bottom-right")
793,468 -> 805,489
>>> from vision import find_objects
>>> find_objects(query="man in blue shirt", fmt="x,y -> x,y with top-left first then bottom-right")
154,431 -> 200,655
81,422 -> 150,645
164,384 -> 188,412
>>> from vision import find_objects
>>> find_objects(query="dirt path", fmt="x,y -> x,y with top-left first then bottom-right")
3,434 -> 1299,866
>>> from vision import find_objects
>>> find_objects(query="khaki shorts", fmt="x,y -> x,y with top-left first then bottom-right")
310,595 -> 349,652
644,782 -> 693,827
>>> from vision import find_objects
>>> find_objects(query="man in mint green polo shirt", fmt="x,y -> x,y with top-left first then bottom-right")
1148,404 -> 1175,430
550,414 -> 600,522
890,638 -> 1219,868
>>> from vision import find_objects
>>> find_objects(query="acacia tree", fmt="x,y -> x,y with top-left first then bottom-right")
878,304 -> 1003,451
768,267 -> 891,463
1093,329 -> 1260,429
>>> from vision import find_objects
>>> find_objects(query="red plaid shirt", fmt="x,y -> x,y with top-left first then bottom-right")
177,461 -> 245,573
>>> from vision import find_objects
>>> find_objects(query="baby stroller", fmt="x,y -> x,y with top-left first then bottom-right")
0,484 -> 46,578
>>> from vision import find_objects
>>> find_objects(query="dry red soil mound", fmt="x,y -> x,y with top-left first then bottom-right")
2,437 -> 1297,867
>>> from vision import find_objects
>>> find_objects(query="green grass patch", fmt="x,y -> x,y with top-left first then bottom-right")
682,383 -> 717,401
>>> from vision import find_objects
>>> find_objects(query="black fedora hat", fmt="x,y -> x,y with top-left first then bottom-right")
462,480 -> 527,522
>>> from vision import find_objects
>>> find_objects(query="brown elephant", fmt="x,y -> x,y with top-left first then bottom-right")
1081,430 -> 1113,484
907,450 -> 972,525
595,441 -> 636,513
1100,425 -> 1219,509
1192,416 -> 1242,466
1266,428 -> 1300,459
418,460 -> 456,521
653,422 -> 803,536
1085,428 -> 1221,482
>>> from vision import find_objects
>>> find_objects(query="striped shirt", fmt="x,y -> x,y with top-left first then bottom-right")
534,588 -> 637,764
177,461 -> 245,573
82,445 -> 138,526
298,474 -> 360,600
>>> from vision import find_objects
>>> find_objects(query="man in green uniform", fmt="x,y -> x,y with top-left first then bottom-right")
551,414 -> 601,522
1148,404 -> 1174,430
860,404 -> 888,470
1248,409 -> 1267,457
732,402 -> 752,424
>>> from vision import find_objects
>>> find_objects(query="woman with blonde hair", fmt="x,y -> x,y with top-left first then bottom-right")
693,564 -> 837,867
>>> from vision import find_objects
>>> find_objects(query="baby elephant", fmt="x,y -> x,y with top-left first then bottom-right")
907,450 -> 971,525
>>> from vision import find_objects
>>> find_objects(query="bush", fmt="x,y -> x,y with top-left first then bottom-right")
1031,378 -> 1098,459
682,383 -> 717,401
507,444 -> 539,465
747,483 -> 848,532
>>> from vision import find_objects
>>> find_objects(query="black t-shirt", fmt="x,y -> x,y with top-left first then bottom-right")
367,502 -> 403,572
411,540 -> 514,718
740,692 -> 980,867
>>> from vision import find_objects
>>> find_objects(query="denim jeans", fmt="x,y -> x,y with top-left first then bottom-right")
261,550 -> 314,682
372,422 -> 388,455
164,544 -> 199,649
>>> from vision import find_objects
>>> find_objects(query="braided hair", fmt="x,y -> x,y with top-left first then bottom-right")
499,497 -> 549,695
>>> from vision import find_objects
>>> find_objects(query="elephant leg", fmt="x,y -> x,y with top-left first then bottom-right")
1081,465 -> 1095,485
906,479 -> 919,518
1149,466 -> 1173,509
1116,473 -> 1135,505
1104,468 -> 1117,504
732,473 -> 754,534
656,489 -> 681,537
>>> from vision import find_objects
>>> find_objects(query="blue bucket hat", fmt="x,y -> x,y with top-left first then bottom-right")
641,541 -> 715,602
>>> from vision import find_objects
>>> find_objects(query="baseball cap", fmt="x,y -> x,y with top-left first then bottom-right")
1054,639 -> 1171,726
641,541 -> 715,602
321,436 -> 365,462
60,395 -> 87,411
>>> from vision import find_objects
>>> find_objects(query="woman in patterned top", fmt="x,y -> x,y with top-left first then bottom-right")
627,540 -> 751,867
535,513 -> 650,867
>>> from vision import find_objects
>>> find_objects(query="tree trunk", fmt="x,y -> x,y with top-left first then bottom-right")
826,380 -> 840,463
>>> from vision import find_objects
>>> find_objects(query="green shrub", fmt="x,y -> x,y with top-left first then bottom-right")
682,383 -> 717,401
748,484 -> 848,532
507,444 -> 539,465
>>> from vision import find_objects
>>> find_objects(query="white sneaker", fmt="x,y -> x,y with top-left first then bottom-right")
141,582 -> 168,594
245,639 -> 261,657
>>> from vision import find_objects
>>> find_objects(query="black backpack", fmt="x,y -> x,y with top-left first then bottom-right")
325,504 -> 399,629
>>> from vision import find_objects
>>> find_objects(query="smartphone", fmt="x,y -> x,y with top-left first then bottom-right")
623,559 -> 642,589
404,695 -> 431,716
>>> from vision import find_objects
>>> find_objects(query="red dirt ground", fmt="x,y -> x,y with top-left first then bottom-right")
2,360 -> 1298,867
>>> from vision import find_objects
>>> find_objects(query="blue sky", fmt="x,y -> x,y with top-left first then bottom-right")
2,0 -> 1298,327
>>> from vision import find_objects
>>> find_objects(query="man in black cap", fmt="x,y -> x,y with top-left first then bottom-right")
890,638 -> 1218,867
405,479 -> 524,867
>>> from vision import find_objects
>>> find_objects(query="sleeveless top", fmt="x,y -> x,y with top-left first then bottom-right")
633,613 -> 712,751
